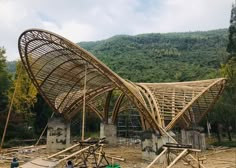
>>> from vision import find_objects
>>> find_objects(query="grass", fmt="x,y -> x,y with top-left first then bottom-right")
211,140 -> 236,147
85,131 -> 100,138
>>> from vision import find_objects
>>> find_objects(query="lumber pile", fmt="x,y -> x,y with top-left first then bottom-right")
0,145 -> 46,166
20,138 -> 124,168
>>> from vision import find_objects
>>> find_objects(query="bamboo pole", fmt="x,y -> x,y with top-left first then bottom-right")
167,149 -> 187,168
189,154 -> 206,168
58,144 -> 93,163
82,64 -> 87,141
0,87 -> 17,151
47,138 -> 91,159
146,147 -> 167,168
0,64 -> 23,151
35,112 -> 55,146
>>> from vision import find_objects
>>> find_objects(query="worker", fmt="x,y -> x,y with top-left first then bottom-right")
65,160 -> 74,168
11,157 -> 19,168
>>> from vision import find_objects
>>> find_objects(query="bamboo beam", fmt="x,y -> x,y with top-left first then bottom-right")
167,149 -> 188,168
146,147 -> 167,168
57,144 -> 96,163
47,138 -> 91,159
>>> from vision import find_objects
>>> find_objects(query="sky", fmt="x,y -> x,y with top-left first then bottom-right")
0,0 -> 234,61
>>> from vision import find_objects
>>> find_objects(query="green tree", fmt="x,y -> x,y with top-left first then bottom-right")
225,4 -> 236,128
0,47 -> 11,112
227,4 -> 236,59
8,61 -> 37,114
214,3 -> 236,141
217,59 -> 236,141
33,94 -> 53,134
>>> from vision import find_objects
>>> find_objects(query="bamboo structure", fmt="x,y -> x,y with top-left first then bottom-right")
18,29 -> 226,134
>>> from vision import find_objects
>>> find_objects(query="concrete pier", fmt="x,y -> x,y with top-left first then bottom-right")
181,128 -> 206,150
141,131 -> 175,161
100,123 -> 117,145
47,117 -> 70,152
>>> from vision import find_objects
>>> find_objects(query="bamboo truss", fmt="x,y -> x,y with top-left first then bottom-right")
18,29 -> 226,134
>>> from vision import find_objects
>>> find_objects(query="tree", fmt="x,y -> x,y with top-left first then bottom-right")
227,4 -> 236,59
33,94 -> 53,134
225,4 -> 236,126
214,3 -> 236,141
0,47 -> 11,112
8,61 -> 37,114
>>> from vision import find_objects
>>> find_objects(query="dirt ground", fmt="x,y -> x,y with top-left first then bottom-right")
105,145 -> 236,168
0,144 -> 236,168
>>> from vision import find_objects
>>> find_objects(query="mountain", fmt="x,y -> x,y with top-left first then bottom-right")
79,29 -> 228,82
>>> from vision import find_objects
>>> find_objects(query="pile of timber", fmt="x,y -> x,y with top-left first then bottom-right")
0,145 -> 46,166
20,138 -> 124,168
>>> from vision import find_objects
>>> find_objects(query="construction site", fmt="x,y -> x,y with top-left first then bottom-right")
0,29 -> 235,168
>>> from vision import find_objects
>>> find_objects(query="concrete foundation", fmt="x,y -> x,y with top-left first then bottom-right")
100,123 -> 117,145
141,131 -> 175,161
181,128 -> 206,150
47,117 -> 70,152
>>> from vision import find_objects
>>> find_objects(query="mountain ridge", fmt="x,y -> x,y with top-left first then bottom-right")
78,28 -> 228,83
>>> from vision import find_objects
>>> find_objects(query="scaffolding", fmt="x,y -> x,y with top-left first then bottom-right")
117,111 -> 142,141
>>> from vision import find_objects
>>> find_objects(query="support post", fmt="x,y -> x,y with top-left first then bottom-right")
100,122 -> 117,145
82,64 -> 87,141
47,117 -> 70,152
141,131 -> 175,162
181,128 -> 206,150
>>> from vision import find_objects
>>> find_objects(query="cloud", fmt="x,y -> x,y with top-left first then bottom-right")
41,20 -> 96,42
0,0 -> 234,61
155,0 -> 232,32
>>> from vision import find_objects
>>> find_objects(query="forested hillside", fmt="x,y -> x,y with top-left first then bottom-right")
79,29 -> 228,82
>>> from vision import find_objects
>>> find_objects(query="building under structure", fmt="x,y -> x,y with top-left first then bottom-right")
18,29 -> 226,162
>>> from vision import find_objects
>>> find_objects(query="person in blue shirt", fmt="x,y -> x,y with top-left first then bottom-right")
11,157 -> 19,168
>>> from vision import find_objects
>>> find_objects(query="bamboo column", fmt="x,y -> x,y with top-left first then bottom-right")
82,64 -> 87,141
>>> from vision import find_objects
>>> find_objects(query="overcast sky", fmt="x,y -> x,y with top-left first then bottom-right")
0,0 -> 234,61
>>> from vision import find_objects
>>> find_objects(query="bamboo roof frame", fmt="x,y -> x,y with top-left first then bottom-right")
18,29 -> 226,134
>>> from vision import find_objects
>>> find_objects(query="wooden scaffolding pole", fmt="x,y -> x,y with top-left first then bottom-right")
0,64 -> 22,151
82,64 -> 87,141
167,149 -> 188,168
0,84 -> 17,151
35,112 -> 55,146
146,147 -> 167,168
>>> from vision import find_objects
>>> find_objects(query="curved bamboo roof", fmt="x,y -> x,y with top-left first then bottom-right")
18,29 -> 226,134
